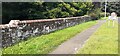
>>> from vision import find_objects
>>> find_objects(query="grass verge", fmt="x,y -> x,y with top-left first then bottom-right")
2,21 -> 97,54
77,20 -> 118,54
0,48 -> 2,56
100,17 -> 108,20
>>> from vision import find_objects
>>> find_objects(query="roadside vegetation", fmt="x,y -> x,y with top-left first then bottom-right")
77,20 -> 118,54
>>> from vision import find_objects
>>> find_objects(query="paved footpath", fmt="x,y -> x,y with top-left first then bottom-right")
50,20 -> 106,54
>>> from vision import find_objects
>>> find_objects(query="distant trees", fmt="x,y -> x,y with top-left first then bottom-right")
102,1 -> 120,16
2,2 -> 94,24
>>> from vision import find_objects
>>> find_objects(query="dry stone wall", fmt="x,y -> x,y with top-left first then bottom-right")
0,16 -> 93,48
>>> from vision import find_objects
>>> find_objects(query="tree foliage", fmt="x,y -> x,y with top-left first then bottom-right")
2,2 -> 94,24
102,1 -> 120,16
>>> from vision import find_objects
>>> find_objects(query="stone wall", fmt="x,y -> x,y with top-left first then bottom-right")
0,16 -> 93,48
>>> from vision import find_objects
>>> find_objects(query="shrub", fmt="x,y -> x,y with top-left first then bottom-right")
88,8 -> 102,20
89,13 -> 98,20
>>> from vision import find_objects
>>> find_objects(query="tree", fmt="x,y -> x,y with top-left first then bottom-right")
2,2 -> 94,24
102,1 -> 120,16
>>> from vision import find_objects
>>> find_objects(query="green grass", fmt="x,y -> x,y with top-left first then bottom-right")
77,20 -> 118,54
100,17 -> 108,20
0,48 -> 2,56
2,21 -> 97,54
